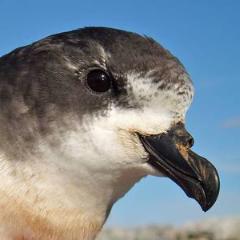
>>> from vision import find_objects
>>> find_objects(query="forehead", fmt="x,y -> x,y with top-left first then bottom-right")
78,27 -> 179,71
50,27 -> 179,69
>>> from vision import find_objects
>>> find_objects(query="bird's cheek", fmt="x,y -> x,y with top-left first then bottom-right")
116,129 -> 148,165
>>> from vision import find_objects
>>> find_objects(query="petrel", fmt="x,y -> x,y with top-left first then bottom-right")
0,27 -> 220,240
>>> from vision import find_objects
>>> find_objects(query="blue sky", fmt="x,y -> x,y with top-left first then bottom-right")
0,0 -> 239,226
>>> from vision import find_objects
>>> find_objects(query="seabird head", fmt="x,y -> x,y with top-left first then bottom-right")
0,27 -> 220,239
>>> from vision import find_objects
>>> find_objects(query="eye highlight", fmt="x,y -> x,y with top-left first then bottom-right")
86,69 -> 111,93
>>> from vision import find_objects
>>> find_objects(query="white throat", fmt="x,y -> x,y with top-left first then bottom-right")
0,135 -> 147,240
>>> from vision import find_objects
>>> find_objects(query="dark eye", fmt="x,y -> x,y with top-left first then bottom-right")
86,70 -> 111,93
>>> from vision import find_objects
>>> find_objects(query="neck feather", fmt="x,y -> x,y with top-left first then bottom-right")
0,154 -> 145,240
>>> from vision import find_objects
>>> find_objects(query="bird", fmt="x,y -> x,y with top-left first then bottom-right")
0,27 -> 220,240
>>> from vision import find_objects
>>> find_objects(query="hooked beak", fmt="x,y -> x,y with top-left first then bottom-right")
138,123 -> 220,211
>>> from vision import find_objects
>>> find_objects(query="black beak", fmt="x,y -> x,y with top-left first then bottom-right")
138,123 -> 220,211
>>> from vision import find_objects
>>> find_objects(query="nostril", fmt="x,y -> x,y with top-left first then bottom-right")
188,136 -> 194,148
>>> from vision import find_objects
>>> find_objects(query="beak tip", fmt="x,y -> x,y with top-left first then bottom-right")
199,170 -> 220,212
200,202 -> 213,212
200,200 -> 216,212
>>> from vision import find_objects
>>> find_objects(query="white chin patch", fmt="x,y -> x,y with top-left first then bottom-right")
141,162 -> 165,176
